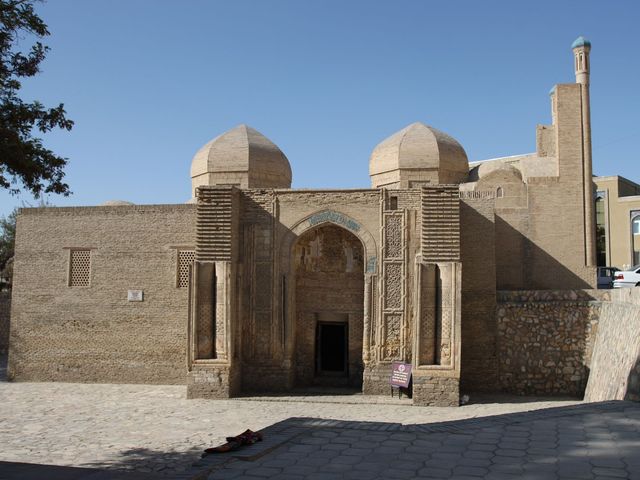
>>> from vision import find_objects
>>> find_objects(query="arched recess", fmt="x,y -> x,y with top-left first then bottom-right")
280,210 -> 378,273
278,210 -> 378,389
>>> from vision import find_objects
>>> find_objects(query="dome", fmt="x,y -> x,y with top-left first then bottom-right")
101,200 -> 134,206
571,36 -> 591,49
190,124 -> 292,193
369,122 -> 469,188
476,161 -> 523,182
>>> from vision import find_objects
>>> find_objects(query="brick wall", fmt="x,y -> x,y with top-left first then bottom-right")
0,291 -> 10,354
8,204 -> 196,384
460,198 -> 498,392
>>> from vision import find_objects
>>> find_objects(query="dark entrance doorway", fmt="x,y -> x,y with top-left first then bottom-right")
316,322 -> 348,375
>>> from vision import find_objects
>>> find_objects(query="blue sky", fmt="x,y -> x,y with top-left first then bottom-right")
1,0 -> 639,217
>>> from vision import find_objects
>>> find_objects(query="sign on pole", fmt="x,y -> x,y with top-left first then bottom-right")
390,361 -> 412,388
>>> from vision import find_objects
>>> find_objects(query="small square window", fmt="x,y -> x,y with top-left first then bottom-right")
69,249 -> 91,287
389,196 -> 398,211
177,250 -> 195,288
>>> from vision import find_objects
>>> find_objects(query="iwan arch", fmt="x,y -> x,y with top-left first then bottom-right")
9,38 -> 605,406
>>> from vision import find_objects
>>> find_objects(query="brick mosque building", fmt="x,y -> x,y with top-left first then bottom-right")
7,38 -> 601,406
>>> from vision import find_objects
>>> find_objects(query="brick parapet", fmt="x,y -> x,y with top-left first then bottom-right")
17,204 -> 195,216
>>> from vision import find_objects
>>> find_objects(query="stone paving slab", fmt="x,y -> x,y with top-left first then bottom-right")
0,376 -> 583,477
1,371 -> 638,479
202,402 -> 640,480
0,461 -> 158,480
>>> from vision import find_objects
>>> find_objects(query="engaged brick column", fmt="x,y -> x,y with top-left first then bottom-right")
187,186 -> 239,399
412,186 -> 462,407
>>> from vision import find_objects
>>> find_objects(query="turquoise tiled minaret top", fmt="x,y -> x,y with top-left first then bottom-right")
571,36 -> 591,49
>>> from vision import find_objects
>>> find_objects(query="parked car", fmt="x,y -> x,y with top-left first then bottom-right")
597,266 -> 620,289
613,265 -> 640,288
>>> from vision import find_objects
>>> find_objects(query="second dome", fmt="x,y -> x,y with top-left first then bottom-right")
369,122 -> 469,188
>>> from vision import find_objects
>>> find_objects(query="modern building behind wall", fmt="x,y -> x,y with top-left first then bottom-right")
594,176 -> 640,269
8,38 -> 600,406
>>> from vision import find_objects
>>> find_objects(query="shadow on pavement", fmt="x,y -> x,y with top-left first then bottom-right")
464,392 -> 580,405
0,461 -> 158,480
0,353 -> 6,382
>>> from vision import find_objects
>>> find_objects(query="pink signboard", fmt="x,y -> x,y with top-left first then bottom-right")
389,362 -> 412,388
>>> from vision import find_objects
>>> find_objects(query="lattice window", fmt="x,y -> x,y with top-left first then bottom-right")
69,249 -> 91,287
177,250 -> 195,288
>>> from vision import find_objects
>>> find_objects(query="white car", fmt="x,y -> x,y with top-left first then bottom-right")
613,265 -> 640,288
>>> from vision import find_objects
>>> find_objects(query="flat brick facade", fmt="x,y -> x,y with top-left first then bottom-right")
8,205 -> 196,384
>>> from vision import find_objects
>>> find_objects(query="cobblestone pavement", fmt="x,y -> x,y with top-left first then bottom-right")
0,370 -> 638,479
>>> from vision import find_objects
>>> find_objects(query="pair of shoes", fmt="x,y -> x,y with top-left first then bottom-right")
226,429 -> 263,446
202,429 -> 263,456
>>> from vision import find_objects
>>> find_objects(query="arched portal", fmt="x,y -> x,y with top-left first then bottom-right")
292,224 -> 365,388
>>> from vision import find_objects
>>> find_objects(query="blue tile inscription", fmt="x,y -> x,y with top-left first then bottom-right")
308,211 -> 361,232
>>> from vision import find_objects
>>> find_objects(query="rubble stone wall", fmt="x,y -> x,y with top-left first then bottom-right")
496,290 -> 606,396
495,288 -> 640,401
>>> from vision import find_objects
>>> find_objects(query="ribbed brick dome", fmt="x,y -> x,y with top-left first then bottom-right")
190,124 -> 292,193
369,122 -> 469,188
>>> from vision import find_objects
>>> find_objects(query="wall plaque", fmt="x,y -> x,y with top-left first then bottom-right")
127,290 -> 143,302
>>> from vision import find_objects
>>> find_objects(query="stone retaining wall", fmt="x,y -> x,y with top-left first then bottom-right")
496,290 -> 601,396
496,288 -> 640,401
0,291 -> 10,354
584,288 -> 640,402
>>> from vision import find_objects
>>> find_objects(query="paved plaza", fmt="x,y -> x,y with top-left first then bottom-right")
0,358 -> 639,479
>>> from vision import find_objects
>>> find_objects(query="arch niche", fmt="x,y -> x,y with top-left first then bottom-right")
280,211 -> 377,389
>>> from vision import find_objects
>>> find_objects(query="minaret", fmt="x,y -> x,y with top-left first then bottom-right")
572,36 -> 596,267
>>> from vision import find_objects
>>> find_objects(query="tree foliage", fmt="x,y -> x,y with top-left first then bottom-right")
0,0 -> 73,197
0,208 -> 16,288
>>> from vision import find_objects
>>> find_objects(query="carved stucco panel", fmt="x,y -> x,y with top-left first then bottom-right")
384,263 -> 403,310
384,314 -> 402,360
384,215 -> 403,259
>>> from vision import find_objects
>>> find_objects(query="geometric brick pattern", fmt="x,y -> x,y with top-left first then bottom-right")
177,250 -> 195,288
196,186 -> 234,262
421,185 -> 460,262
69,249 -> 91,287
